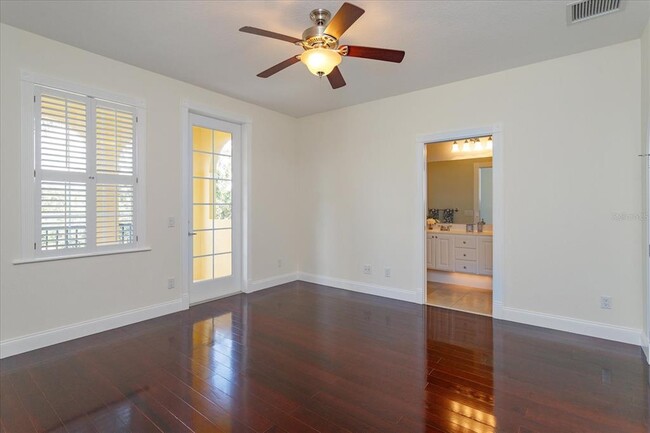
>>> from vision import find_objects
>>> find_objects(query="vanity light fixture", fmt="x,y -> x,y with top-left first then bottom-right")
486,136 -> 493,150
462,140 -> 471,152
451,141 -> 460,153
474,138 -> 483,151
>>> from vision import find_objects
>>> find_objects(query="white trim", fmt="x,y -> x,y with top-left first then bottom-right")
20,73 -> 147,261
21,71 -> 145,108
416,125 -> 504,311
13,247 -> 151,265
246,272 -> 299,293
0,297 -> 184,359
179,101 -> 252,309
498,303 -> 644,346
298,272 -> 421,304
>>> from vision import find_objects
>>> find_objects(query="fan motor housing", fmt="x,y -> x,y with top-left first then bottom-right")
301,8 -> 339,50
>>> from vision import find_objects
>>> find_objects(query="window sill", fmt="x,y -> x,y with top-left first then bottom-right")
13,247 -> 152,265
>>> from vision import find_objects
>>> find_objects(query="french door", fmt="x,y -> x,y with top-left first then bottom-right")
188,113 -> 241,304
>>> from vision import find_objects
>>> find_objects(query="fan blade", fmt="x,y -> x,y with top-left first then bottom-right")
327,66 -> 346,89
324,3 -> 365,39
345,46 -> 405,63
239,26 -> 302,44
257,56 -> 301,78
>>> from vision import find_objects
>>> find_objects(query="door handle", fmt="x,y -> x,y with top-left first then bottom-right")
188,232 -> 197,236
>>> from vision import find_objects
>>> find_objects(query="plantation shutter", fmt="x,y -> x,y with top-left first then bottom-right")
95,102 -> 137,246
34,86 -> 139,254
36,89 -> 89,250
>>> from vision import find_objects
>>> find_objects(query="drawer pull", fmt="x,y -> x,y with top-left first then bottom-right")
463,266 -> 467,269
463,254 -> 466,257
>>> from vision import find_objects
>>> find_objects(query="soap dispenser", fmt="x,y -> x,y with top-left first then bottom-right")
477,218 -> 485,233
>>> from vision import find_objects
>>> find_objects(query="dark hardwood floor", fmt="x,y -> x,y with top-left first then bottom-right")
0,281 -> 647,433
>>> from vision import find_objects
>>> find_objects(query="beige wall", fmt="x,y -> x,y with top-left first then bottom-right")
297,40 -> 643,332
0,24 -> 298,342
641,18 -> 650,353
427,157 -> 492,224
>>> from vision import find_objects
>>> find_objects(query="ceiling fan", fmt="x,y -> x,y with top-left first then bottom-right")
239,2 -> 405,89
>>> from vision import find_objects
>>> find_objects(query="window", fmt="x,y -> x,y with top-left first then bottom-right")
24,81 -> 145,259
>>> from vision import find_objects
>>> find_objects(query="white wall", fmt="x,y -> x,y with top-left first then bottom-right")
641,18 -> 650,359
0,24 -> 298,345
297,40 -> 644,335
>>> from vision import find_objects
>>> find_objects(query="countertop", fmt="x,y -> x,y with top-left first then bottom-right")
427,230 -> 493,237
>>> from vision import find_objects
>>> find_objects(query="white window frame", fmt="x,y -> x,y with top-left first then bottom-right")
18,72 -> 147,262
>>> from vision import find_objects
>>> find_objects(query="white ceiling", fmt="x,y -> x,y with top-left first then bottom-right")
1,1 -> 649,117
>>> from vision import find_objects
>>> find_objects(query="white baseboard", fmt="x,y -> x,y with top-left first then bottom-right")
641,333 -> 649,364
497,303 -> 643,347
246,272 -> 298,293
298,272 -> 421,303
0,298 -> 185,359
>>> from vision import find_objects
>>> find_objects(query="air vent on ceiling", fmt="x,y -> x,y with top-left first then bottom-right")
568,0 -> 622,24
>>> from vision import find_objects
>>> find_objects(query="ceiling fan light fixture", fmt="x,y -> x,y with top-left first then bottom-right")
300,48 -> 342,76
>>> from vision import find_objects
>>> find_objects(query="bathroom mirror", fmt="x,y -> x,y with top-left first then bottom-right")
426,138 -> 493,224
477,166 -> 493,224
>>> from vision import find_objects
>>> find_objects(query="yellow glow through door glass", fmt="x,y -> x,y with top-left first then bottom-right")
192,126 -> 233,282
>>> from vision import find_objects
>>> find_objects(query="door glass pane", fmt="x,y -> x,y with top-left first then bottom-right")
193,205 -> 211,230
214,253 -> 232,278
193,152 -> 212,178
215,180 -> 231,204
193,179 -> 213,204
193,230 -> 213,257
214,155 -> 231,180
192,126 -> 212,152
214,131 -> 231,155
214,205 -> 231,229
193,256 -> 212,282
214,229 -> 232,254
192,124 -> 233,283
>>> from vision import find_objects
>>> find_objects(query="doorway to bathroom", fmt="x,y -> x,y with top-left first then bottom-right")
416,126 -> 503,317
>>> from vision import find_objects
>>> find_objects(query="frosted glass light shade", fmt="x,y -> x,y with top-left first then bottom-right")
301,48 -> 342,76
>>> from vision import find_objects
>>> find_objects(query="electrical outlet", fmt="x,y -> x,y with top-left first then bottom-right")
384,267 -> 391,278
167,278 -> 175,290
601,368 -> 612,385
277,259 -> 282,268
363,264 -> 372,275
600,296 -> 612,309
168,217 -> 175,228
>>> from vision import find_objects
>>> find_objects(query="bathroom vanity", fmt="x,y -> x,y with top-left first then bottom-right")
426,230 -> 493,275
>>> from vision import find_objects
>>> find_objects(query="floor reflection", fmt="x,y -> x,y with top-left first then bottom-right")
0,282 -> 647,433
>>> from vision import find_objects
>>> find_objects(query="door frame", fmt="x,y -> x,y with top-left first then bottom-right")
180,101 -> 252,308
416,124 -> 505,318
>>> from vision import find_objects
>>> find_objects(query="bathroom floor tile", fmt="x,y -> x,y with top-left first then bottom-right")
427,281 -> 492,316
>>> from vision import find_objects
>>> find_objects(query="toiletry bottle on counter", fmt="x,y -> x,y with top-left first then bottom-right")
477,219 -> 485,233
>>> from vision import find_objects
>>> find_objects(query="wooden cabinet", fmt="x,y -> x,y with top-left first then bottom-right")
434,234 -> 454,271
427,232 -> 493,276
478,237 -> 493,275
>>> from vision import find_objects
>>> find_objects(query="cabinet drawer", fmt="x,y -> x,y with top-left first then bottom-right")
454,236 -> 477,249
455,260 -> 477,273
455,260 -> 476,274
455,248 -> 477,261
